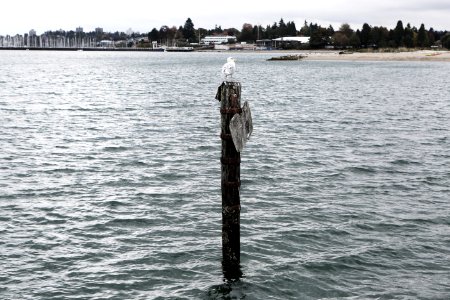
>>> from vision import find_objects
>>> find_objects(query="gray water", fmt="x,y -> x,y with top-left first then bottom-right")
1,50 -> 449,299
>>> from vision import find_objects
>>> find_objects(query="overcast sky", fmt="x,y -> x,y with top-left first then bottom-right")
1,0 -> 449,35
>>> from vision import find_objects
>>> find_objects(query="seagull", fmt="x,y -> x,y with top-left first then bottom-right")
222,57 -> 236,79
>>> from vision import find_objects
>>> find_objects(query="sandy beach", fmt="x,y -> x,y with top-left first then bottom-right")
299,50 -> 450,62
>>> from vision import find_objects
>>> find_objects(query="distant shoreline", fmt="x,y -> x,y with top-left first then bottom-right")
221,49 -> 450,62
1,47 -> 449,62
298,50 -> 450,62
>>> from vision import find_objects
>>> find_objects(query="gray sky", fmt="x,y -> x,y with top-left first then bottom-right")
1,0 -> 449,35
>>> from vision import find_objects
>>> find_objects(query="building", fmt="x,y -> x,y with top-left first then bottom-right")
76,27 -> 83,33
256,39 -> 273,49
201,35 -> 237,45
272,36 -> 310,48
98,40 -> 114,47
95,27 -> 103,35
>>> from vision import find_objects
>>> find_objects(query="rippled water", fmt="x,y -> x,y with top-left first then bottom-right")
1,50 -> 450,299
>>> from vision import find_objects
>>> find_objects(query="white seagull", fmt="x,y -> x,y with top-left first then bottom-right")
222,57 -> 236,79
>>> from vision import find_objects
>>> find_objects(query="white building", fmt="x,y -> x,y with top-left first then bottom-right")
272,36 -> 310,47
98,40 -> 114,47
201,35 -> 237,45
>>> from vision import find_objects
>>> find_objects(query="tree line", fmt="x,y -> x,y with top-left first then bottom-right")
146,18 -> 450,49
2,17 -> 449,49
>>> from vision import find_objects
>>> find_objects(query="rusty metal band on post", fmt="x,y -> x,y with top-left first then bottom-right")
220,157 -> 241,165
220,133 -> 232,140
222,180 -> 241,188
220,107 -> 242,114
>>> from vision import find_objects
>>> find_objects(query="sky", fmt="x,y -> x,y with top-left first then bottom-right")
1,0 -> 449,35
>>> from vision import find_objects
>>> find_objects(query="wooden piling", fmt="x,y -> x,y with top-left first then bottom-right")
217,81 -> 242,279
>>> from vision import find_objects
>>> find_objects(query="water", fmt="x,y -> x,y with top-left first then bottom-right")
1,50 -> 449,299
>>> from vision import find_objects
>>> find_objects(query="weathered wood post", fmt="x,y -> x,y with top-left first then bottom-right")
216,81 -> 242,280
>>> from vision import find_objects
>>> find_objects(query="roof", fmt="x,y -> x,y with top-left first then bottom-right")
273,36 -> 310,43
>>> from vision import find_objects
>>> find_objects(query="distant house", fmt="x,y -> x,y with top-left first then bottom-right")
98,40 -> 114,47
256,39 -> 273,49
272,36 -> 310,48
201,35 -> 237,45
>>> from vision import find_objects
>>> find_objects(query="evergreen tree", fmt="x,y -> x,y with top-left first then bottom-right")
360,23 -> 372,47
326,25 -> 335,36
299,20 -> 310,36
441,33 -> 450,49
175,26 -> 184,42
309,23 -> 328,48
403,23 -> 414,48
278,18 -> 287,36
428,28 -> 436,46
271,22 -> 279,38
148,28 -> 159,42
349,32 -> 361,48
287,21 -> 297,36
214,25 -> 223,34
393,20 -> 404,47
182,18 -> 195,43
253,25 -> 264,40
417,23 -> 429,47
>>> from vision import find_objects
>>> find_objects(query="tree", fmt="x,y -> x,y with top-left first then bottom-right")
332,32 -> 349,48
393,20 -> 404,47
159,26 -> 169,45
175,26 -> 184,43
270,22 -> 279,38
182,18 -> 195,43
326,25 -> 335,37
238,23 -> 255,42
278,18 -> 287,36
428,27 -> 436,46
213,25 -> 223,34
349,32 -> 361,48
403,23 -> 414,48
441,33 -> 450,49
360,23 -> 372,47
371,26 -> 389,48
299,20 -> 310,36
417,24 -> 429,47
339,23 -> 353,39
148,28 -> 159,42
254,25 -> 267,39
224,28 -> 240,37
252,25 -> 259,40
287,21 -> 297,36
309,23 -> 329,48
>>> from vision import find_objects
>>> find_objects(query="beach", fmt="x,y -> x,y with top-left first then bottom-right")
300,49 -> 450,62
